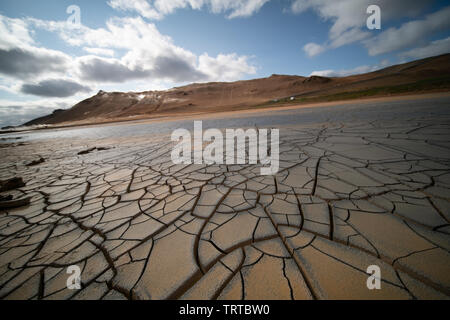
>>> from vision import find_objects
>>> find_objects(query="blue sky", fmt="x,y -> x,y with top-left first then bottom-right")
0,0 -> 449,127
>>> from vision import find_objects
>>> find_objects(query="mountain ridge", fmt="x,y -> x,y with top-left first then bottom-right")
25,53 -> 450,126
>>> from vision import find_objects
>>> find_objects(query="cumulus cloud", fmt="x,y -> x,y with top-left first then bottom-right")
399,37 -> 450,60
365,6 -> 450,56
108,0 -> 270,20
21,79 -> 91,98
32,16 -> 256,84
0,13 -> 258,127
0,15 -> 71,81
75,54 -> 207,84
293,0 -> 430,57
74,51 -> 252,84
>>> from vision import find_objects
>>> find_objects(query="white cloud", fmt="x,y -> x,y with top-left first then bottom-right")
0,15 -> 34,50
198,53 -> 256,81
212,0 -> 270,19
399,37 -> 450,60
303,28 -> 369,57
329,27 -> 369,48
108,0 -> 270,19
30,16 -> 256,84
365,6 -> 450,56
83,47 -> 115,57
108,0 -> 162,19
303,42 -> 325,57
293,0 -> 429,57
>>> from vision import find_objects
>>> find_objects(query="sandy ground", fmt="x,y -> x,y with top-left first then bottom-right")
0,95 -> 449,300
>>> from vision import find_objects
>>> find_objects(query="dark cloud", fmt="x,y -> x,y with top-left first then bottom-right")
152,55 -> 207,82
0,48 -> 69,79
77,57 -> 151,82
77,55 -> 207,83
21,79 -> 91,97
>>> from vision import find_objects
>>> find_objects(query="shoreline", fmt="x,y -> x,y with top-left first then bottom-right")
2,91 -> 450,135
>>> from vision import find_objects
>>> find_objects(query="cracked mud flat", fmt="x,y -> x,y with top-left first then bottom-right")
1,98 -> 450,300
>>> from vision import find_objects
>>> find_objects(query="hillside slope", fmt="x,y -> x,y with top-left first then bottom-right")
26,53 -> 450,126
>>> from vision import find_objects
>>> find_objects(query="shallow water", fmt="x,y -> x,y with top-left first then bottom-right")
2,96 -> 450,142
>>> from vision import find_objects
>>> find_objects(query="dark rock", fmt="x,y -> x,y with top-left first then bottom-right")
78,147 -> 97,155
0,177 -> 25,192
0,197 -> 31,209
302,76 -> 331,84
0,195 -> 13,201
78,147 -> 110,155
26,157 -> 45,167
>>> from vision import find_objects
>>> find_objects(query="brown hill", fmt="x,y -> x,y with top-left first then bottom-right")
26,53 -> 450,126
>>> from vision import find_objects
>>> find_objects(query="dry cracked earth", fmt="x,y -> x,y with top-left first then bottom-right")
0,113 -> 450,300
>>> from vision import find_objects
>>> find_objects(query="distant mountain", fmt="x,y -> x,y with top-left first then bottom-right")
25,53 -> 450,126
